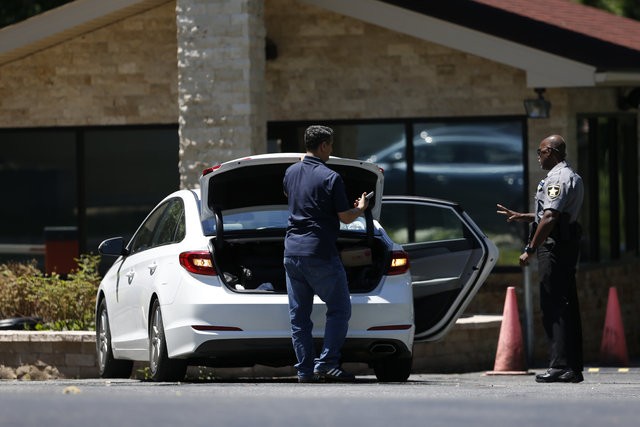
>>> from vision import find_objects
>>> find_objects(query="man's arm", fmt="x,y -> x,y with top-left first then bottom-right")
527,209 -> 559,249
519,209 -> 559,266
338,192 -> 369,224
496,204 -> 535,223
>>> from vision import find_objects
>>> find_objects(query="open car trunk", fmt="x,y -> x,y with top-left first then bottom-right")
210,234 -> 389,294
200,154 -> 388,294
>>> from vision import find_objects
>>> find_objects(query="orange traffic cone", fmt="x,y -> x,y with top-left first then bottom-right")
599,287 -> 629,366
485,286 -> 530,375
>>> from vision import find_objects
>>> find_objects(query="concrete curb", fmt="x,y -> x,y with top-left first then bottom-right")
0,315 -> 502,379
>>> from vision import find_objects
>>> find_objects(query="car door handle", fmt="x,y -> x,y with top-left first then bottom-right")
148,262 -> 157,275
125,270 -> 135,284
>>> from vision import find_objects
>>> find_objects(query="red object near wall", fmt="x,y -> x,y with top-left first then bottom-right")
44,226 -> 78,275
599,286 -> 629,366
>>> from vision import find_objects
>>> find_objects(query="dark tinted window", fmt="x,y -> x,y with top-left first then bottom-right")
0,126 -> 178,267
152,198 -> 185,246
128,198 -> 185,254
269,118 -> 526,267
380,202 -> 464,245
129,203 -> 169,254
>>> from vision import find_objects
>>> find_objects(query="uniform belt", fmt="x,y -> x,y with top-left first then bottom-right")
550,221 -> 581,241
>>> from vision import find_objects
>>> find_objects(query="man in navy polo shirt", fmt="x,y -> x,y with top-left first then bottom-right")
283,125 -> 369,383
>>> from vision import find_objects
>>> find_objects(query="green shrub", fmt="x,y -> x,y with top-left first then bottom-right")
0,260 -> 41,318
0,255 -> 101,330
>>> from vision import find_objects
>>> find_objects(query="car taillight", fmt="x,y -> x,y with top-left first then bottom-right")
179,251 -> 217,275
202,164 -> 222,176
386,250 -> 410,275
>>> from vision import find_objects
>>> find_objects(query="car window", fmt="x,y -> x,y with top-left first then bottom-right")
129,198 -> 186,254
414,140 -> 521,165
202,208 -> 290,235
128,203 -> 169,254
380,202 -> 464,245
151,198 -> 185,247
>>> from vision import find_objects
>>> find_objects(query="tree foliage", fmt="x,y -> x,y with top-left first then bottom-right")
1,1 -> 638,28
576,0 -> 640,20
0,0 -> 73,28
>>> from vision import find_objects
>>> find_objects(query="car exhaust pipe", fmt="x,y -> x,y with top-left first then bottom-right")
370,343 -> 397,355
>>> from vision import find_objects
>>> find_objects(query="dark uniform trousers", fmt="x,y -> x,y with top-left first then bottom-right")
537,228 -> 583,372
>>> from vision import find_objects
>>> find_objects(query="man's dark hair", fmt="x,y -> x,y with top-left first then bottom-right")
304,125 -> 333,150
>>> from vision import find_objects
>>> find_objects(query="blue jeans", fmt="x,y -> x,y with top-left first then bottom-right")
284,255 -> 351,378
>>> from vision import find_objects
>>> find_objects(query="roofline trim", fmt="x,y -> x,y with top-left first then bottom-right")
0,0 -> 171,66
595,72 -> 640,86
301,0 -> 598,88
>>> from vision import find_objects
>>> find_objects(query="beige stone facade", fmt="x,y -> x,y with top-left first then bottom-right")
0,2 -> 178,127
265,0 -> 529,121
177,0 -> 266,188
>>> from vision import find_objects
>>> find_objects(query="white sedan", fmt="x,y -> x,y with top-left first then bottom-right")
96,153 -> 497,382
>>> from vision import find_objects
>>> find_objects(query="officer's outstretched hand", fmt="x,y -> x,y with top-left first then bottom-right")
497,203 -> 520,222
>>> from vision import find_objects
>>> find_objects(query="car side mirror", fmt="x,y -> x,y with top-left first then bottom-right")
98,237 -> 128,257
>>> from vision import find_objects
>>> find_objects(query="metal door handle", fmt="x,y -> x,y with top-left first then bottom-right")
125,270 -> 135,284
148,262 -> 157,275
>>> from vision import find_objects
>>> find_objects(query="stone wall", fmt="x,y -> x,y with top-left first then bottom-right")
0,316 -> 501,379
264,0 -> 532,121
0,331 -> 97,379
0,2 -> 178,127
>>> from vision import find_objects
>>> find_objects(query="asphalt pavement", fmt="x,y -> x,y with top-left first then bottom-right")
0,369 -> 638,427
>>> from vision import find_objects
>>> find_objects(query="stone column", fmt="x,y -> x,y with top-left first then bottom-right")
177,0 -> 266,189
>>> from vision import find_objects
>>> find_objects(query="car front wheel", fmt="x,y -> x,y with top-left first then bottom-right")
96,299 -> 133,378
373,356 -> 413,382
149,299 -> 187,382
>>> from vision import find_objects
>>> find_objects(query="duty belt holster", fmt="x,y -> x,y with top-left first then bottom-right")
550,213 -> 581,241
530,214 -> 581,244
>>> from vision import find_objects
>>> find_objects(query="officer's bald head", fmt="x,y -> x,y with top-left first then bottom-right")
544,135 -> 567,160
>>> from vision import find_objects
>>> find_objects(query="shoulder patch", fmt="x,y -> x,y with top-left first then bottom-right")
547,184 -> 561,199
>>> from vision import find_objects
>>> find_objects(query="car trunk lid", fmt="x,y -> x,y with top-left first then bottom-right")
199,153 -> 383,227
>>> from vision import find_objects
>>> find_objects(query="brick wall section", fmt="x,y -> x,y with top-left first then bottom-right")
265,0 -> 534,121
0,331 -> 98,379
0,3 -> 178,127
177,0 -> 267,188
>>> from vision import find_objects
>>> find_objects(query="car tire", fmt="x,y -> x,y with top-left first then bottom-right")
149,299 -> 187,382
373,356 -> 412,382
96,299 -> 133,378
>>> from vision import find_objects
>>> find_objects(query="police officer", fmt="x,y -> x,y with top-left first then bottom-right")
497,134 -> 584,383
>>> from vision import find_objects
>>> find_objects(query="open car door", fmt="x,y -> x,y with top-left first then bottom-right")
380,196 -> 498,342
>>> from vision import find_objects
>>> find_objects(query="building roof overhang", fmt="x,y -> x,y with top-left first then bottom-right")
301,0 -> 640,88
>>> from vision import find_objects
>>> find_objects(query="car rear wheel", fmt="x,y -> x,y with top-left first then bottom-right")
149,299 -> 187,382
373,356 -> 412,382
96,299 -> 133,378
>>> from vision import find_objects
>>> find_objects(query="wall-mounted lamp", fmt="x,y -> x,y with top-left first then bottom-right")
618,87 -> 640,111
524,88 -> 551,118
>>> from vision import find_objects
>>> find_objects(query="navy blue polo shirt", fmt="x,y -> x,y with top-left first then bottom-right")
283,155 -> 351,258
